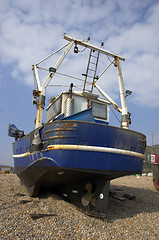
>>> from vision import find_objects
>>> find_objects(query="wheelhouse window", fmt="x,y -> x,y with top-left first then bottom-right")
46,96 -> 62,122
91,101 -> 107,120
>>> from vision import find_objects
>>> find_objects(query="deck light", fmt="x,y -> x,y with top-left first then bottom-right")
125,90 -> 132,97
74,42 -> 78,53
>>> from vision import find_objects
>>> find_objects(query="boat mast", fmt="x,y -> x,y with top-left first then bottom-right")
32,41 -> 74,129
63,34 -> 130,129
115,57 -> 130,128
33,34 -> 130,129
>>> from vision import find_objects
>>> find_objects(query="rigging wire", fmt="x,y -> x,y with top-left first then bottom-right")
110,105 -> 120,124
48,84 -> 70,87
95,59 -> 115,82
36,42 -> 70,66
36,51 -> 115,87
48,84 -> 83,89
106,54 -> 113,63
37,66 -> 93,85
37,66 -> 49,71
78,47 -> 87,52
56,71 -> 86,83
73,85 -> 83,91
36,59 -> 121,123
35,50 -> 117,97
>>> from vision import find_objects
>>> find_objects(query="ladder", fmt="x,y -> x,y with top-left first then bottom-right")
83,49 -> 100,92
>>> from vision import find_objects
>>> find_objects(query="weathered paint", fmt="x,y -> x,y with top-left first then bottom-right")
47,144 -> 145,159
13,143 -> 145,159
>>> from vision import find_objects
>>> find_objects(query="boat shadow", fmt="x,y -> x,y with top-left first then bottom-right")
105,184 -> 159,222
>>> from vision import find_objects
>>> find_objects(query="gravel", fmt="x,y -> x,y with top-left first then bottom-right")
0,174 -> 159,239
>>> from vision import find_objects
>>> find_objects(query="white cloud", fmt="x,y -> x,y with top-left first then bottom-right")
0,0 -> 159,107
124,53 -> 159,107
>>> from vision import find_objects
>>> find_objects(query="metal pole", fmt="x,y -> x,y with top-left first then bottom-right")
94,83 -> 122,113
32,65 -> 41,91
35,41 -> 74,128
116,57 -> 129,128
63,34 -> 125,61
42,41 -> 74,90
36,42 -> 70,66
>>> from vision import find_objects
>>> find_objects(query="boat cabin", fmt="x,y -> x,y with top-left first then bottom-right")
46,90 -> 110,125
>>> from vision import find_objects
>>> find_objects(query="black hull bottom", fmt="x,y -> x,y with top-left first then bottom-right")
152,164 -> 159,191
15,165 -> 140,217
15,165 -> 139,196
19,172 -> 111,217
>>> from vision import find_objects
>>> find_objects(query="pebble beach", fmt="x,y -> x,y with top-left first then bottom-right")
0,174 -> 159,239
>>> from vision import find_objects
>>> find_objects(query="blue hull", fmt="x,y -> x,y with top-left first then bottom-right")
13,120 -> 146,192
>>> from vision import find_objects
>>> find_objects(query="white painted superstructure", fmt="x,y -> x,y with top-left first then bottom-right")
46,91 -> 110,123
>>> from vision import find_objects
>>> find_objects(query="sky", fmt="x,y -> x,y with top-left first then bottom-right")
0,0 -> 159,166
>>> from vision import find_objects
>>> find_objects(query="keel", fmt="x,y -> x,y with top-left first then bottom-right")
59,177 -> 110,218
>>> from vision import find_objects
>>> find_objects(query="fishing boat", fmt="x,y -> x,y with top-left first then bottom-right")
151,154 -> 159,191
8,34 -> 146,217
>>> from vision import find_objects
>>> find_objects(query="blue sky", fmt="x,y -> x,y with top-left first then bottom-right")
0,0 -> 159,166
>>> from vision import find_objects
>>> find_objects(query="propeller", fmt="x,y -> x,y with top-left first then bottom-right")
81,183 -> 96,207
